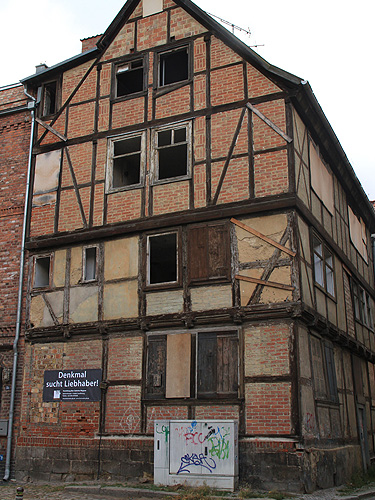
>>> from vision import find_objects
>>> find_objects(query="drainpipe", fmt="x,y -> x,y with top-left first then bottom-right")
372,234 -> 375,284
3,87 -> 37,481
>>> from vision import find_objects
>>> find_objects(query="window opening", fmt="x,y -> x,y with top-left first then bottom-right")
352,280 -> 374,329
312,235 -> 335,297
145,330 -> 238,399
116,59 -> 144,97
109,132 -> 145,190
154,124 -> 190,181
34,256 -> 51,288
148,232 -> 178,285
42,81 -> 57,116
159,47 -> 189,86
84,247 -> 97,281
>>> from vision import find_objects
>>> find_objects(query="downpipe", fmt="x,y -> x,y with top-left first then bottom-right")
3,87 -> 36,481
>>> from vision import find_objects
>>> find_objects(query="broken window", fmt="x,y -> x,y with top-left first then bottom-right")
310,335 -> 338,402
107,131 -> 145,191
312,234 -> 335,297
158,47 -> 189,87
153,122 -> 191,182
40,81 -> 58,117
187,222 -> 231,284
83,246 -> 97,282
147,231 -> 178,286
145,331 -> 239,399
33,256 -> 51,288
115,59 -> 145,97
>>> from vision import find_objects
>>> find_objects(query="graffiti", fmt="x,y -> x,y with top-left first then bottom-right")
207,426 -> 230,460
177,453 -> 216,474
303,412 -> 316,433
155,423 -> 170,443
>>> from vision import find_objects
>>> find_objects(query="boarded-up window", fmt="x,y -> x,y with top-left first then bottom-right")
309,142 -> 334,214
348,206 -> 368,262
197,333 -> 238,398
188,223 -> 230,283
351,279 -> 374,329
145,331 -> 238,400
146,336 -> 166,398
311,335 -> 338,402
166,333 -> 191,398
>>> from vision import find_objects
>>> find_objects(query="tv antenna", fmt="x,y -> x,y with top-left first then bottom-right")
207,12 -> 264,48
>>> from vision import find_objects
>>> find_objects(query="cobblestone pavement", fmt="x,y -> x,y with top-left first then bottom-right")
1,481 -> 375,500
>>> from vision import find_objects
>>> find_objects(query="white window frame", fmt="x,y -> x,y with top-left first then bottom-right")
82,245 -> 98,283
106,130 -> 146,193
146,231 -> 179,287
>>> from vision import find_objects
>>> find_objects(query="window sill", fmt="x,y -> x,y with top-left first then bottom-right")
111,90 -> 147,103
314,282 -> 336,302
145,281 -> 182,292
106,183 -> 144,194
151,175 -> 191,186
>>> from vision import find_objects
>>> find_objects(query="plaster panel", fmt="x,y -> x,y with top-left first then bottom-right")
146,290 -> 184,316
33,150 -> 61,194
260,266 -> 292,304
70,246 -> 82,285
69,286 -> 98,323
235,214 -> 288,263
104,236 -> 138,281
190,285 -> 232,311
298,326 -> 312,379
53,250 -> 66,288
239,269 -> 263,306
300,385 -> 318,438
298,217 -> 311,264
315,288 -> 326,318
103,281 -> 138,320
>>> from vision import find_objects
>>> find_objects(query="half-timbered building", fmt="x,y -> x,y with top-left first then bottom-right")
9,0 -> 375,491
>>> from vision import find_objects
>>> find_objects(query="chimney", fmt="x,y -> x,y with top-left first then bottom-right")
35,63 -> 48,74
81,35 -> 102,53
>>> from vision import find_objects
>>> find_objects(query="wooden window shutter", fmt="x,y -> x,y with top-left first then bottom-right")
217,335 -> 238,395
208,224 -> 230,280
197,333 -> 217,397
146,336 -> 166,398
188,225 -> 208,282
188,223 -> 230,283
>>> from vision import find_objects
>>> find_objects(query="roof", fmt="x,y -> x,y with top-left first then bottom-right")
20,0 -> 375,228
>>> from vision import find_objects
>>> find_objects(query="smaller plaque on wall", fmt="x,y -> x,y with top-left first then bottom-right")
43,369 -> 102,402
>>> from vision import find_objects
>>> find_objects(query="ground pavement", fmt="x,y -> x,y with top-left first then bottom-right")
0,481 -> 375,500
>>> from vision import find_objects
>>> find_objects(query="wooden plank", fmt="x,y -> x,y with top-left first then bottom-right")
246,102 -> 292,143
235,274 -> 294,291
231,217 -> 296,257
212,107 -> 246,205
64,147 -> 88,228
35,117 -> 67,142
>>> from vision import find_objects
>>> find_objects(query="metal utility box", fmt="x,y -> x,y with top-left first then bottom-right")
0,420 -> 8,437
154,419 -> 238,491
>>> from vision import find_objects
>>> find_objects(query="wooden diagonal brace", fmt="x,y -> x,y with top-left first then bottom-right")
246,102 -> 292,143
64,147 -> 88,228
235,274 -> 294,291
212,107 -> 247,205
42,293 -> 60,326
35,117 -> 67,142
231,217 -> 296,257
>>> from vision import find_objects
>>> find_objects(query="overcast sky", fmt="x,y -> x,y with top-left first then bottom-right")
1,0 -> 374,200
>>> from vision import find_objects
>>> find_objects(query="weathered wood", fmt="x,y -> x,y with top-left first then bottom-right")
246,102 -> 292,143
235,274 -> 294,291
212,107 -> 246,205
231,217 -> 296,257
26,193 -> 298,250
35,117 -> 67,142
64,147 -> 88,228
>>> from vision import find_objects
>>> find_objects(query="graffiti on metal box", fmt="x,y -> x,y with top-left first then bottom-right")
206,425 -> 230,460
155,422 -> 170,443
177,453 -> 216,474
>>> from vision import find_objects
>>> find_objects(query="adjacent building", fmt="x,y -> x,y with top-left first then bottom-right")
1,0 -> 375,492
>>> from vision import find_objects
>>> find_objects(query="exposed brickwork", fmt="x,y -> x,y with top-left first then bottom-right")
112,97 -> 146,129
155,85 -> 190,119
194,405 -> 240,420
211,65 -> 244,107
152,181 -> 189,214
254,149 -> 288,197
107,336 -> 143,380
137,12 -> 168,52
105,385 -> 142,434
81,35 -> 102,53
106,189 -> 142,223
146,406 -> 189,433
245,382 -> 292,434
170,7 -> 206,40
